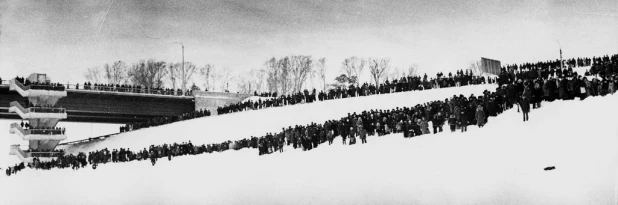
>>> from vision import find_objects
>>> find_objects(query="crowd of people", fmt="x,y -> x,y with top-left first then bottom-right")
18,121 -> 66,134
79,82 -> 193,96
218,69 -> 491,115
122,70 -> 490,134
502,57 -> 593,72
5,54 -> 618,176
14,76 -> 66,91
120,109 -> 212,133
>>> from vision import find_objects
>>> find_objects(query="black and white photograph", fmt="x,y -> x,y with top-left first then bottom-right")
1,0 -> 617,204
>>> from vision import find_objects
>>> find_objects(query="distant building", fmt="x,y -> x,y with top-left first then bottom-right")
480,57 -> 502,75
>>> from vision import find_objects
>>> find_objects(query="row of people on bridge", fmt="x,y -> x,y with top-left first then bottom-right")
78,82 -> 193,96
5,54 -> 617,176
14,77 -> 66,91
218,70 -> 491,115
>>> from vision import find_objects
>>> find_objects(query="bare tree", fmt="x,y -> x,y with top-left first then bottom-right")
407,64 -> 420,77
234,69 -> 264,94
218,68 -> 233,92
248,68 -> 266,93
168,64 -> 178,90
313,58 -> 327,91
290,55 -> 314,93
341,56 -> 366,85
368,58 -> 391,86
171,62 -> 198,94
151,61 -> 168,88
278,57 -> 292,95
128,59 -> 168,88
84,67 -> 103,83
264,56 -> 314,95
199,64 -> 215,91
104,61 -> 128,84
265,58 -> 279,93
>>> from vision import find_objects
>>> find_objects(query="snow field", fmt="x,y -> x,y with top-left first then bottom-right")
1,87 -> 617,205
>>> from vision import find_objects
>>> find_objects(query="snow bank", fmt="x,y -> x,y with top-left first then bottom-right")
1,91 -> 617,205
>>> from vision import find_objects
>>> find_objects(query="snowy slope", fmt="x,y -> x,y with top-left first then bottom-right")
60,84 -> 496,154
1,91 -> 617,205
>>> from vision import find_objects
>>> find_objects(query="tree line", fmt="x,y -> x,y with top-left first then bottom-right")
83,56 -> 423,95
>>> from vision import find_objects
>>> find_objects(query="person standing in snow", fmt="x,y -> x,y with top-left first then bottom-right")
609,78 -> 615,94
349,127 -> 356,145
520,96 -> 530,122
448,113 -> 457,132
431,112 -> 443,134
359,128 -> 367,144
475,105 -> 485,127
419,117 -> 430,134
458,111 -> 468,132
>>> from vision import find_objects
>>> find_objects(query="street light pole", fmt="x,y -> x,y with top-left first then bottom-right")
174,42 -> 185,96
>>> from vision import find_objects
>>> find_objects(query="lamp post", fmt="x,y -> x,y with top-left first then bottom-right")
174,42 -> 185,96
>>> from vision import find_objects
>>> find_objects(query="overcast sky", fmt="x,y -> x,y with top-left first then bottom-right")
1,0 -> 617,87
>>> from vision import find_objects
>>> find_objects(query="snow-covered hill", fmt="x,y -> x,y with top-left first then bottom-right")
60,84 -> 496,154
1,89 -> 617,205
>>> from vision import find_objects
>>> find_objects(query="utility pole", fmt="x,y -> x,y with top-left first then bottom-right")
560,48 -> 563,70
182,44 -> 185,96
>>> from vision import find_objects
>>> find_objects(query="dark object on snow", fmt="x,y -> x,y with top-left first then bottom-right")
544,166 -> 555,171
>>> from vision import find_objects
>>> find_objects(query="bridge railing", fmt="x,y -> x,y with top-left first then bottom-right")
11,123 -> 65,136
29,152 -> 64,158
14,79 -> 66,91
10,101 -> 66,114
63,83 -> 193,96
29,129 -> 65,135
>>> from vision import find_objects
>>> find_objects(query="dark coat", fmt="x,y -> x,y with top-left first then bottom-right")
520,98 -> 531,113
475,108 -> 485,125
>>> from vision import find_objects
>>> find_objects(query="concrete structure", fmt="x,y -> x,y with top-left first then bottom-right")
8,74 -> 68,163
0,84 -> 195,124
481,57 -> 502,75
193,91 -> 252,115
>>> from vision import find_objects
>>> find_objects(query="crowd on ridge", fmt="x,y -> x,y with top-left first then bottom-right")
5,54 -> 618,176
218,69 -> 491,115
119,70 -> 490,134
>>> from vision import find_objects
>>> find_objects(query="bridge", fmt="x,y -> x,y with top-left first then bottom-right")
0,77 -> 252,124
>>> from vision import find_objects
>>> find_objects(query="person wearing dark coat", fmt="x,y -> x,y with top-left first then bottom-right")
475,105 -> 486,127
432,112 -> 445,134
448,113 -> 457,132
327,130 -> 334,145
348,127 -> 356,145
359,128 -> 367,144
458,111 -> 468,132
520,96 -> 531,122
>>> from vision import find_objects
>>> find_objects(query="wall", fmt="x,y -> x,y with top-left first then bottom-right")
193,91 -> 252,115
